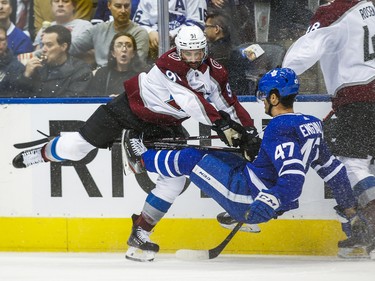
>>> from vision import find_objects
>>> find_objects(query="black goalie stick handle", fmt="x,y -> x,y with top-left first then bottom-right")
208,222 -> 244,259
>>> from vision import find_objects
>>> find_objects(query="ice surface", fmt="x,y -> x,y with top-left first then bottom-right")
0,252 -> 374,281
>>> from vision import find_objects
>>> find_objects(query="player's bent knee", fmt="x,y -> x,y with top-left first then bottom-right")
178,148 -> 206,175
47,132 -> 96,161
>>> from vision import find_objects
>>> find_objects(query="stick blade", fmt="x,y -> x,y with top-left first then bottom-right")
175,249 -> 210,260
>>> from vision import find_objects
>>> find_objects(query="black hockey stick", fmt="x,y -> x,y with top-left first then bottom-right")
13,130 -> 53,149
13,137 -> 52,149
13,134 -> 220,149
175,222 -> 244,260
145,141 -> 241,153
151,135 -> 220,142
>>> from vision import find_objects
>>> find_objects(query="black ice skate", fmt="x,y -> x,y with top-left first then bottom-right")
337,232 -> 373,259
125,214 -> 159,262
121,129 -> 147,175
216,212 -> 261,233
12,146 -> 46,168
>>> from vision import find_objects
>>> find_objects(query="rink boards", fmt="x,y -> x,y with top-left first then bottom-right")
0,97 -> 347,255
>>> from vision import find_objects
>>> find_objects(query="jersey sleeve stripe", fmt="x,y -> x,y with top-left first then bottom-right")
279,170 -> 306,177
322,163 -> 345,182
312,155 -> 335,172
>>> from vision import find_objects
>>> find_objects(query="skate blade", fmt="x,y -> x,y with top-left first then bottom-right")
121,131 -> 134,176
337,247 -> 370,259
125,246 -> 156,262
220,223 -> 261,233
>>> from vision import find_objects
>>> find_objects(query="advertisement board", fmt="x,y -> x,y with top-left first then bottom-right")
0,99 -> 335,219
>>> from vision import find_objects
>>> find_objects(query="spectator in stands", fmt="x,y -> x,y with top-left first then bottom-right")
33,0 -> 92,37
10,0 -> 34,39
33,0 -> 92,50
204,11 -> 232,68
208,0 -> 255,45
0,0 -> 33,56
0,25 -> 25,96
86,32 -> 149,97
70,0 -> 149,68
93,0 -> 140,23
16,25 -> 92,97
133,0 -> 207,62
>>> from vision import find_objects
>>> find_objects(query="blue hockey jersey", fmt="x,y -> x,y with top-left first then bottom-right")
246,113 -> 356,212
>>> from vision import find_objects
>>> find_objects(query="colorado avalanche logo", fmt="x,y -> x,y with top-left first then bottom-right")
168,52 -> 181,61
210,58 -> 222,69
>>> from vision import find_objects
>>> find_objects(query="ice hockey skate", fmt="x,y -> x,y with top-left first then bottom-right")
12,146 -> 46,168
337,234 -> 372,259
125,214 -> 159,262
121,129 -> 147,175
216,212 -> 261,233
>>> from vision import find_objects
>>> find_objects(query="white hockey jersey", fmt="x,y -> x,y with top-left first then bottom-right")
124,47 -> 254,127
133,0 -> 207,37
283,0 -> 375,109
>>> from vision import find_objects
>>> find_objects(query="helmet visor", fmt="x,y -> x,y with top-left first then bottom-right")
256,90 -> 267,101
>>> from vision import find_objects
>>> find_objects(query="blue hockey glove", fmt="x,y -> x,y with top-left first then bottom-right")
244,192 -> 280,224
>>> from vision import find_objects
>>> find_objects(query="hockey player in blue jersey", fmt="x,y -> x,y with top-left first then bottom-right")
123,67 -> 366,259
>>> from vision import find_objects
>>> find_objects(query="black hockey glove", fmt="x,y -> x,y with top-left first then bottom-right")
334,205 -> 369,238
212,111 -> 241,147
239,126 -> 261,162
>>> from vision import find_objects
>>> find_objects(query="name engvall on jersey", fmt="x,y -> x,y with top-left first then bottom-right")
299,121 -> 323,137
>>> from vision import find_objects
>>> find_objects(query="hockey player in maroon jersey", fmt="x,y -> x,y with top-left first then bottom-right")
283,0 -> 375,259
12,25 -> 260,261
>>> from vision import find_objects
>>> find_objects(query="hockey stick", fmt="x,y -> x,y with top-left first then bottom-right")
14,130 -> 53,149
13,137 -> 52,149
13,134 -> 220,149
175,222 -> 244,260
151,135 -> 220,142
145,141 -> 241,153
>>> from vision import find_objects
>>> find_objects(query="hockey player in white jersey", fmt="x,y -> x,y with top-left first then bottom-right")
283,0 -> 375,259
12,25 -> 260,262
123,68 -> 365,256
133,0 -> 207,58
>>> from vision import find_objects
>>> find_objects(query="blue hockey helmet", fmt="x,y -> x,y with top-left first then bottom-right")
257,68 -> 299,101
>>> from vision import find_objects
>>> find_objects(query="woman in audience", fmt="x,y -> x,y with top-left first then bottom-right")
86,32 -> 148,97
0,25 -> 25,97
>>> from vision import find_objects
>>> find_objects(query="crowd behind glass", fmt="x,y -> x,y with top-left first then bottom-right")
0,0 -> 338,98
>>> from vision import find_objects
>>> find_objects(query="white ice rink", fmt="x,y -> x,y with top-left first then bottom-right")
0,252 -> 374,281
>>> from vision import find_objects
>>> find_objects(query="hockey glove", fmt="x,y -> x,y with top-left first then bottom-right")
244,192 -> 280,224
212,111 -> 241,147
239,127 -> 261,161
334,205 -> 369,238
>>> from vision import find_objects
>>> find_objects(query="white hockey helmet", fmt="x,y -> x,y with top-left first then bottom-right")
175,25 -> 208,60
